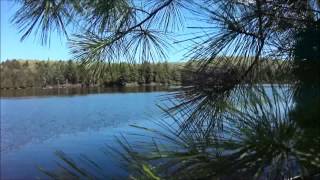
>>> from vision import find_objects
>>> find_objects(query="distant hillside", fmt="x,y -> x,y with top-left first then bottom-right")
0,59 -> 293,89
182,57 -> 294,84
0,60 -> 182,89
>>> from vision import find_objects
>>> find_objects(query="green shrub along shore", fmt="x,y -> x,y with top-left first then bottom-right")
0,59 -> 293,89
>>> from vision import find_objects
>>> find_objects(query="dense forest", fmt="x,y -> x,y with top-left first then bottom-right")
0,60 -> 182,89
0,59 -> 293,89
181,58 -> 294,85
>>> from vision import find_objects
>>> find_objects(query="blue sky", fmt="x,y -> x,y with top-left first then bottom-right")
1,0 -> 71,61
1,1 -> 205,62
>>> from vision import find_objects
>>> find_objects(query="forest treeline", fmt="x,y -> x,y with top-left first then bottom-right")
0,60 -> 182,89
0,59 -> 293,89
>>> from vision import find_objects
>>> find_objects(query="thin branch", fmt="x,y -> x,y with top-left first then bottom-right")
109,0 -> 175,46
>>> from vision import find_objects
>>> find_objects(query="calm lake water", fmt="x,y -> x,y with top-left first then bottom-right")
1,87 -> 170,179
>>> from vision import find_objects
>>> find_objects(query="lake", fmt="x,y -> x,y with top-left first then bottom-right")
1,87 -> 170,179
2,85 -> 318,179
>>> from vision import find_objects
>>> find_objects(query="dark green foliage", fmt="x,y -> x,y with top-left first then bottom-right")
0,59 -> 294,89
0,60 -> 181,89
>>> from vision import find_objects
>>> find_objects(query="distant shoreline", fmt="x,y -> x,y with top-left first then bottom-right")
1,60 -> 182,90
0,82 -> 181,90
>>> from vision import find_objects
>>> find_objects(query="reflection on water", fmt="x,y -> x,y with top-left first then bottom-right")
0,91 -> 166,179
0,86 -> 171,98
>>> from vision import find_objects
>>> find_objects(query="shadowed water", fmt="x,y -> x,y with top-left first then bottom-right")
0,86 -> 170,98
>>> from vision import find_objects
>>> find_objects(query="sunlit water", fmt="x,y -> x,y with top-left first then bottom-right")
1,87 -> 169,179
0,85 -> 299,179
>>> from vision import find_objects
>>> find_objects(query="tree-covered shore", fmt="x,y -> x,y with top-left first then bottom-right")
0,59 -> 294,90
0,60 -> 182,89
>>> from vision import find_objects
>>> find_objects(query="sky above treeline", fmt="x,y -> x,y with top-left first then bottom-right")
1,1 -> 204,62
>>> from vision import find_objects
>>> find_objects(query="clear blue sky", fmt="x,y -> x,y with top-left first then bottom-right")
1,1 -> 204,62
1,0 -> 71,61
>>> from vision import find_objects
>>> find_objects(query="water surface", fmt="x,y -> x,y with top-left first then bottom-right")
1,88 -> 168,179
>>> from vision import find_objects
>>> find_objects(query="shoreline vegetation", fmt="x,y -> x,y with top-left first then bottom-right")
0,59 -> 293,90
0,59 -> 182,90
3,82 -> 177,90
